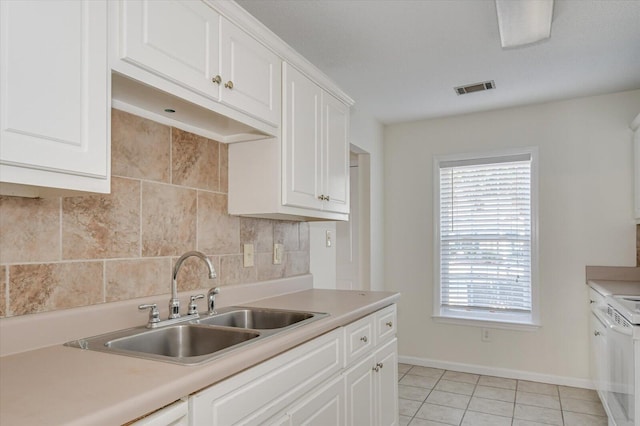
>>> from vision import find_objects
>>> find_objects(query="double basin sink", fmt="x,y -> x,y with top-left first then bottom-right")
65,307 -> 328,365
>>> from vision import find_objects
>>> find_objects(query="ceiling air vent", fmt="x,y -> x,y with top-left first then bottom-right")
454,80 -> 496,95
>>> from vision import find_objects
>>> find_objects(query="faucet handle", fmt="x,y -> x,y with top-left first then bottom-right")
188,294 -> 205,315
139,303 -> 160,326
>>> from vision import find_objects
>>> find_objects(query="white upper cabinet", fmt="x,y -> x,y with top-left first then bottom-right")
322,93 -> 350,214
121,0 -> 221,101
220,19 -> 280,126
0,0 -> 110,197
116,0 -> 280,129
282,63 -> 350,215
228,62 -> 351,221
282,64 -> 324,211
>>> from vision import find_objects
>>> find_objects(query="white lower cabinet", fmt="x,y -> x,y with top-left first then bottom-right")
346,339 -> 398,426
187,304 -> 398,426
273,375 -> 346,426
189,329 -> 343,425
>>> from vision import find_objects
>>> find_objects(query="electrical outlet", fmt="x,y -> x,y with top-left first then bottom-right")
481,328 -> 491,343
326,230 -> 332,247
243,244 -> 254,267
273,243 -> 284,265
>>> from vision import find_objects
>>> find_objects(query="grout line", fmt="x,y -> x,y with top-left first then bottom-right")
58,197 -> 63,261
139,178 -> 143,258
401,365 -> 584,426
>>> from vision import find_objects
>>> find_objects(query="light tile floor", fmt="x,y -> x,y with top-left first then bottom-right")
398,363 -> 608,426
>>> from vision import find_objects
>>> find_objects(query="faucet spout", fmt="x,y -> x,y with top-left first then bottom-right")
170,251 -> 217,319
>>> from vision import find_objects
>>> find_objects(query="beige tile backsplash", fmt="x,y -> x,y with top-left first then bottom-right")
0,109 -> 310,317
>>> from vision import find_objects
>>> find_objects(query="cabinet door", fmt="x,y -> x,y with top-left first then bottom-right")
590,311 -> 608,393
0,0 -> 109,193
345,354 -> 376,426
375,339 -> 399,426
282,64 -> 323,211
287,375 -> 346,426
120,0 -> 221,100
220,19 -> 280,126
322,93 -> 350,214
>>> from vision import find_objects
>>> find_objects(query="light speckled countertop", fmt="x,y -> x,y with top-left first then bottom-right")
587,280 -> 640,296
0,288 -> 399,426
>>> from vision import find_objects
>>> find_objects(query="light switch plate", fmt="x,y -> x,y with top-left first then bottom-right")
273,243 -> 284,265
326,230 -> 332,248
243,244 -> 254,267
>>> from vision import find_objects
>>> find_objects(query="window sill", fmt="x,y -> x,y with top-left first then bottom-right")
432,310 -> 541,331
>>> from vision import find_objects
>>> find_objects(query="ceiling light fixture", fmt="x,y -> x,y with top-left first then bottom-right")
495,0 -> 554,48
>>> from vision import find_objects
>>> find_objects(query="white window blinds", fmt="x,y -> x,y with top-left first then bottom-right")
439,153 -> 532,314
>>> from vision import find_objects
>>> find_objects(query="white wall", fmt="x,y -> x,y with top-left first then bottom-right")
310,106 -> 384,290
309,222 -> 337,289
384,89 -> 640,384
350,106 -> 385,291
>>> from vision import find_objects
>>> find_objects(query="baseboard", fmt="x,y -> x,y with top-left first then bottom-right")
398,355 -> 595,390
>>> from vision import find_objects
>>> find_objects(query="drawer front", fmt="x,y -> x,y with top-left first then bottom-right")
189,329 -> 343,426
344,315 -> 375,366
376,305 -> 397,345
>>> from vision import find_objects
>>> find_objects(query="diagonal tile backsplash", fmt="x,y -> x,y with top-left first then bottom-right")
0,109 -> 309,317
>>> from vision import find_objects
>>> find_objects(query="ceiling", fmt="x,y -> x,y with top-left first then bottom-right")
236,0 -> 640,124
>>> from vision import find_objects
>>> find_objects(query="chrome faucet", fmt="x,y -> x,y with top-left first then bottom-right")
170,251 -> 217,319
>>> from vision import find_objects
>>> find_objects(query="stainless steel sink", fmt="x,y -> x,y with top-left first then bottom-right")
197,307 -> 320,329
66,324 -> 261,365
107,325 -> 259,357
65,306 -> 328,365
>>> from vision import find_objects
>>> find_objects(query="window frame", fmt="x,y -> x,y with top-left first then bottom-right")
432,147 -> 540,331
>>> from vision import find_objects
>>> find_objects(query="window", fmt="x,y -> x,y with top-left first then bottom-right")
434,148 -> 538,329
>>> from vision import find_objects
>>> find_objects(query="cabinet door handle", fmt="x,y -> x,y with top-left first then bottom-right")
212,75 -> 222,85
594,331 -> 601,336
589,300 -> 595,304
318,195 -> 329,201
386,321 -> 393,328
225,81 -> 234,89
325,195 -> 330,201
376,362 -> 384,369
372,365 -> 380,372
360,336 -> 368,343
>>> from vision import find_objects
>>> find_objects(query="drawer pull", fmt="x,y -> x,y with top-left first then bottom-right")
386,321 -> 393,327
360,336 -> 368,343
